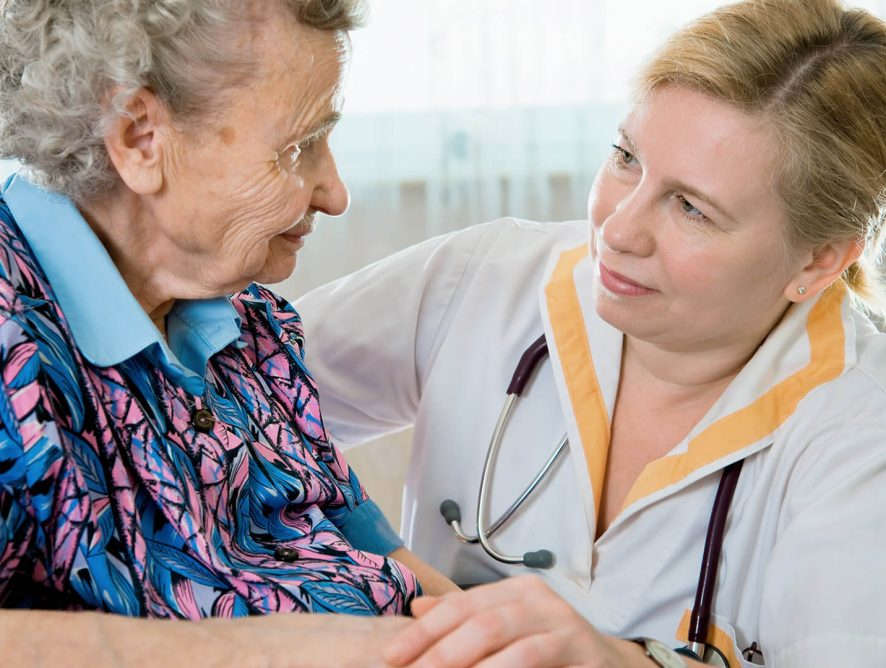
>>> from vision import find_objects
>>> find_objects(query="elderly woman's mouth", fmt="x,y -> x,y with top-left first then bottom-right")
280,216 -> 315,245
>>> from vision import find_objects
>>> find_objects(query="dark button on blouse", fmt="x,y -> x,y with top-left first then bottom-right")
192,408 -> 216,433
274,546 -> 299,562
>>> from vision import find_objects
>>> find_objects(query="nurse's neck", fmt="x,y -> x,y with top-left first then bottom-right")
624,329 -> 769,401
623,338 -> 742,403
623,299 -> 791,396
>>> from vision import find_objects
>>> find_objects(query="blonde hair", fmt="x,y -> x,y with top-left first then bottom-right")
0,0 -> 365,203
638,0 -> 886,311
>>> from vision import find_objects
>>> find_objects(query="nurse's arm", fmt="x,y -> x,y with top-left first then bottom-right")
0,608 -> 412,667
296,223 -> 497,445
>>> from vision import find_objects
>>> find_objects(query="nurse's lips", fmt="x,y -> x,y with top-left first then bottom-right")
598,262 -> 656,296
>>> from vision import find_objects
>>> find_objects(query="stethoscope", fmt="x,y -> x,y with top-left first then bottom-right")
440,333 -> 744,664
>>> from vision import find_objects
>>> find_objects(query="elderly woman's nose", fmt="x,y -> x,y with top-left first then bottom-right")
310,156 -> 350,217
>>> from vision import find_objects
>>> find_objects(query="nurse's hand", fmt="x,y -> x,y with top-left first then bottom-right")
383,575 -> 657,667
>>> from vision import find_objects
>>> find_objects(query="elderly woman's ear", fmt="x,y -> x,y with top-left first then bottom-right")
103,88 -> 169,196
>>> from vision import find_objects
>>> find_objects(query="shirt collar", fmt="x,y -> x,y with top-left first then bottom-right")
2,174 -> 241,375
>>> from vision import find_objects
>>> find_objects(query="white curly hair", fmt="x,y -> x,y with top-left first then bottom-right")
0,0 -> 364,203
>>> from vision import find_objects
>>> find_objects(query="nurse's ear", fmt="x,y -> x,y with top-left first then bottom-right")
103,87 -> 170,196
786,237 -> 864,302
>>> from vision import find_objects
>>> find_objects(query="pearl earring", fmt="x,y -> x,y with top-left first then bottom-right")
797,286 -> 807,295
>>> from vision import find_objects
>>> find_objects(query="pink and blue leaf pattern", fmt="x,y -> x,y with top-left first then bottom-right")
0,204 -> 419,617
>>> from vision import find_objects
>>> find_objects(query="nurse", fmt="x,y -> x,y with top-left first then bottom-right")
296,0 -> 886,665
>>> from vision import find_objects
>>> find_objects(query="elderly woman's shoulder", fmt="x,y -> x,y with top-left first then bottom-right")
0,199 -> 53,314
229,283 -> 306,352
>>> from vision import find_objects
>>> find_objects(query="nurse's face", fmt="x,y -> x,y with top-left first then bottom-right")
588,85 -> 806,352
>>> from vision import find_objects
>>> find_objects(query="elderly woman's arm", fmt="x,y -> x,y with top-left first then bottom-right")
0,608 -> 412,667
389,547 -> 460,595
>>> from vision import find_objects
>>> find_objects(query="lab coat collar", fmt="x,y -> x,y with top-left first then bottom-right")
539,243 -> 854,532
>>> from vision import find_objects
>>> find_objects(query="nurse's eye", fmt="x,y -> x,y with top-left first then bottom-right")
676,194 -> 710,223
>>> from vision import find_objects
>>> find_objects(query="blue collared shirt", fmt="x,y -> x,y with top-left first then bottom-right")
0,176 -> 405,611
2,173 -> 242,396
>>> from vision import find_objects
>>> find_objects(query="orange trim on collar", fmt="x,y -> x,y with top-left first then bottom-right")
544,244 -> 610,521
676,609 -> 742,667
622,283 -> 847,510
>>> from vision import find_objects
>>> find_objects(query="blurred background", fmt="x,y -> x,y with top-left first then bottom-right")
2,0 -> 884,526
274,0 -> 886,298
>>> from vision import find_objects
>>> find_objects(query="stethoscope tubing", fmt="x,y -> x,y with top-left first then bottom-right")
474,395 -> 560,567
688,458 -> 744,660
476,395 -> 524,564
445,423 -> 568,543
440,332 -> 743,661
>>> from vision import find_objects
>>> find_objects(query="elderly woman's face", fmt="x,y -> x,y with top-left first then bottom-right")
588,85 -> 805,350
156,16 -> 349,292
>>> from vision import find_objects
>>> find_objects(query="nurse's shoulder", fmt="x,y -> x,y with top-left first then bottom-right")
351,217 -> 586,286
771,305 -> 886,510
296,217 -> 585,337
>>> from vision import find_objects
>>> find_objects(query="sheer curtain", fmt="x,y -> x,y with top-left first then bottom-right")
1,0 -> 884,297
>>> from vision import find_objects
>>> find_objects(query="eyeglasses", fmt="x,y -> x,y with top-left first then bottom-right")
272,142 -> 302,174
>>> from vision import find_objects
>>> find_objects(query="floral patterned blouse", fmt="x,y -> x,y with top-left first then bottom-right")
0,175 -> 419,617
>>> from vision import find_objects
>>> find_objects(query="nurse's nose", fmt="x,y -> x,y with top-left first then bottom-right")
599,190 -> 655,257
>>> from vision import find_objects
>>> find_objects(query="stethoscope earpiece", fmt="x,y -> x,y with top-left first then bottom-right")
440,499 -> 461,524
522,550 -> 555,569
439,497 -> 557,569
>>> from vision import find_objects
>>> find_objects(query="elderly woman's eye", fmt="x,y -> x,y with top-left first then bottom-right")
273,143 -> 302,173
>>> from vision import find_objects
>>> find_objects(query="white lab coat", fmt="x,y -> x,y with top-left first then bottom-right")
296,218 -> 886,666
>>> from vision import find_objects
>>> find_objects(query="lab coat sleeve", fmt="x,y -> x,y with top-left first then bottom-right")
295,221 -> 503,447
759,401 -> 886,666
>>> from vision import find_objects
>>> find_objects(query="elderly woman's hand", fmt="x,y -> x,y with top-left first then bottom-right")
383,575 -> 658,668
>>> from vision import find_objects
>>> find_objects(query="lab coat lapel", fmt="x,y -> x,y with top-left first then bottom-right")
539,243 -> 622,538
540,241 -> 854,536
617,282 -> 853,521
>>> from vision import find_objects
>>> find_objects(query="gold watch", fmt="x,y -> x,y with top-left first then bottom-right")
631,638 -> 688,668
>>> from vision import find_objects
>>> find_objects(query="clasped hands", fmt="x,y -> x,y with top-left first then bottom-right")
381,575 -> 657,668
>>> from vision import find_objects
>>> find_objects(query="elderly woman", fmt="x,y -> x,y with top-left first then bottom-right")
0,0 -> 454,664
297,0 -> 886,666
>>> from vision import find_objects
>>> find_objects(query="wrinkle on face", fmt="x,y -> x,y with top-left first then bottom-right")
141,15 -> 347,297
